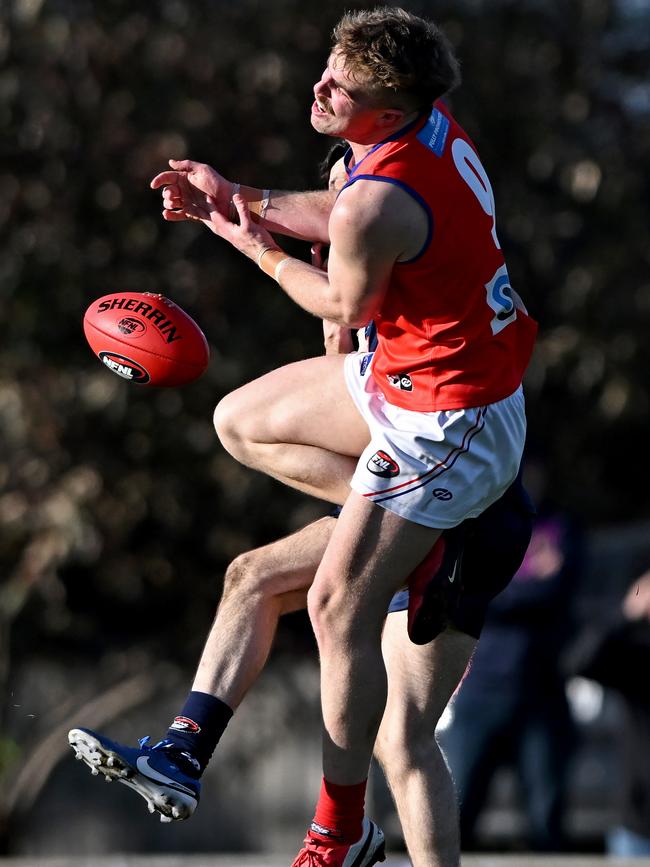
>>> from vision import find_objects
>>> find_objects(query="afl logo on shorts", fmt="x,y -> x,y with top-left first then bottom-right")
432,488 -> 453,501
367,450 -> 400,478
359,354 -> 373,376
387,372 -> 413,392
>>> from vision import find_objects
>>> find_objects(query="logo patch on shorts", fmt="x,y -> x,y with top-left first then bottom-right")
367,450 -> 400,478
359,353 -> 373,376
432,488 -> 453,501
387,372 -> 413,392
170,716 -> 201,734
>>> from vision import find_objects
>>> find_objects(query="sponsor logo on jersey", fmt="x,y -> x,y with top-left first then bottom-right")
118,316 -> 146,337
387,372 -> 413,392
367,450 -> 400,478
99,351 -> 150,383
97,297 -> 183,343
170,716 -> 201,734
416,107 -> 450,157
432,487 -> 453,501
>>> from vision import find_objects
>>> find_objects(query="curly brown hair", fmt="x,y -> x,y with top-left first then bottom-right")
332,7 -> 460,111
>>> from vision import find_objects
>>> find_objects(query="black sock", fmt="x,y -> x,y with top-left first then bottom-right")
164,691 -> 233,776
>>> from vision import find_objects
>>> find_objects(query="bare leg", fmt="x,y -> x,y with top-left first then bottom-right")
376,614 -> 476,867
213,355 -> 370,505
308,492 -> 442,785
213,353 -> 458,839
193,518 -> 334,709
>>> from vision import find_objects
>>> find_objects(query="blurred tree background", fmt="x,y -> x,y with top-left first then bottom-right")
0,0 -> 649,854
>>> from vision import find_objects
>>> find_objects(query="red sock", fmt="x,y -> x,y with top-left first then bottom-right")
310,777 -> 367,844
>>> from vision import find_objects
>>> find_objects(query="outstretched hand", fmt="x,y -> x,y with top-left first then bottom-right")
150,159 -> 231,225
150,160 -> 277,262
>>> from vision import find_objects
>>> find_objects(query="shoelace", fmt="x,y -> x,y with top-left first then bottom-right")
292,838 -> 335,866
136,737 -> 201,776
137,736 -> 187,756
293,851 -> 328,866
137,736 -> 176,751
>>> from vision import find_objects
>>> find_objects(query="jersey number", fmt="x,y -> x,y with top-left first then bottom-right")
452,138 -> 517,335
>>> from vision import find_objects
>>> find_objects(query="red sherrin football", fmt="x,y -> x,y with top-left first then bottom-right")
83,291 -> 209,387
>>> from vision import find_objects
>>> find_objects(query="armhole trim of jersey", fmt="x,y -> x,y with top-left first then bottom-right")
339,174 -> 433,264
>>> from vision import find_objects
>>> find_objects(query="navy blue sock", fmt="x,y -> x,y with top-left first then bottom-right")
165,691 -> 233,776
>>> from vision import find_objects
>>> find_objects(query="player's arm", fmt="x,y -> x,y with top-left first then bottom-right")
150,160 -> 335,243
198,178 -> 423,324
312,183 -> 401,327
248,181 -> 420,322
318,153 -> 358,354
312,242 -> 356,355
257,188 -> 336,242
277,177 -> 424,326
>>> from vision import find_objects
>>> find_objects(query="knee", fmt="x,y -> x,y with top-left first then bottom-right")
213,392 -> 247,459
374,723 -> 408,774
307,581 -> 349,644
308,590 -> 384,662
307,573 -> 387,648
306,583 -> 331,639
375,718 -> 435,779
222,550 -> 271,600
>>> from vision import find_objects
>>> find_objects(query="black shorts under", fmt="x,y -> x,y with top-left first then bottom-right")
387,470 -> 535,639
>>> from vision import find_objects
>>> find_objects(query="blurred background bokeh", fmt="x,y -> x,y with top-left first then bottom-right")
1,0 -> 649,858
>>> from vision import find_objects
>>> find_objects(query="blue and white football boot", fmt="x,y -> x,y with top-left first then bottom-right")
68,727 -> 200,822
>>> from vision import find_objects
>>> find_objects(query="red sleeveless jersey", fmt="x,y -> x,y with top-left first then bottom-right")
342,103 -> 537,411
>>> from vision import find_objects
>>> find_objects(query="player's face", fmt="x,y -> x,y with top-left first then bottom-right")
311,52 -> 381,142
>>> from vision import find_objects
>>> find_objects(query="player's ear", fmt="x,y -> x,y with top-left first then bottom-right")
376,107 -> 405,128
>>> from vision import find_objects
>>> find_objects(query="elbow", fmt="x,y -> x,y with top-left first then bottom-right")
340,314 -> 367,329
338,303 -> 369,329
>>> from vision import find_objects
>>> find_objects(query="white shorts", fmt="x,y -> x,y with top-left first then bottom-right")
344,352 -> 527,529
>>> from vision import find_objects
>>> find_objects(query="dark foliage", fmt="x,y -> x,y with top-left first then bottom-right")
1,0 -> 648,795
